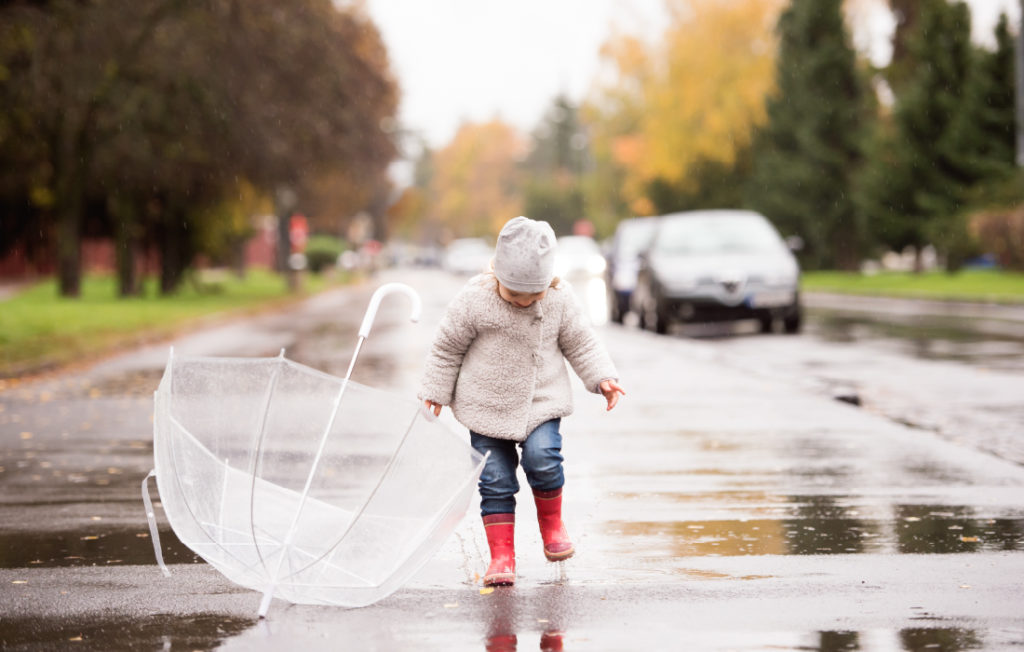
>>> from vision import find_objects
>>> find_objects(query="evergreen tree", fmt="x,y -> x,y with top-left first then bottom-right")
747,0 -> 872,270
855,0 -> 974,266
522,96 -> 589,234
929,11 -> 1019,268
945,13 -> 1018,182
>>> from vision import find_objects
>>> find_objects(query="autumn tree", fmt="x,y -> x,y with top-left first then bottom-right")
747,0 -> 874,270
0,0 -> 187,296
0,0 -> 398,295
587,0 -> 784,218
428,120 -> 526,240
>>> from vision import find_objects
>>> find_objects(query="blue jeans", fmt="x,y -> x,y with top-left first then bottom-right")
471,419 -> 564,517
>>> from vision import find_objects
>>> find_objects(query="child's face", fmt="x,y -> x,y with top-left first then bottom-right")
497,282 -> 547,308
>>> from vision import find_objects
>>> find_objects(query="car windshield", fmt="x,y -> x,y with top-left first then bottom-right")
558,236 -> 600,256
448,238 -> 489,254
653,214 -> 784,256
615,220 -> 658,259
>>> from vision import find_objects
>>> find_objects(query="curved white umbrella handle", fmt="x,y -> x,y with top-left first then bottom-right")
358,282 -> 422,339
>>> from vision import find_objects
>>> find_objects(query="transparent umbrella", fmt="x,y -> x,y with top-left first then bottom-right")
142,283 -> 486,617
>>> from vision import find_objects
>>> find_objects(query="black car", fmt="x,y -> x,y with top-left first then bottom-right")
631,210 -> 802,334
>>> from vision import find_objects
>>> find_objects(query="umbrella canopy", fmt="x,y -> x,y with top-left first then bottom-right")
145,284 -> 486,616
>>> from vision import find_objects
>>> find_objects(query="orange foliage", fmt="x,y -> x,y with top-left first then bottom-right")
430,120 -> 526,239
588,0 -> 784,211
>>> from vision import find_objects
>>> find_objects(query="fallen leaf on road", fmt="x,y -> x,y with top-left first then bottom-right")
12,580 -> 27,584
904,516 -> 921,522
69,636 -> 82,642
960,536 -> 979,543
444,602 -> 459,608
959,584 -> 971,589
81,535 -> 99,541
479,587 -> 494,595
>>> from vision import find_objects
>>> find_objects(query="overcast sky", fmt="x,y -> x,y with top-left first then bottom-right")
363,0 -> 1021,154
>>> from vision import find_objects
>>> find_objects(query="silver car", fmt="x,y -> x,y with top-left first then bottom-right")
631,210 -> 801,334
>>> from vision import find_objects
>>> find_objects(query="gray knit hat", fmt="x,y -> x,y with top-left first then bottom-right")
493,216 -> 557,293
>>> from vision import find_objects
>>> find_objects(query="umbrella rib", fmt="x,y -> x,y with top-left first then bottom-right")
258,348 -> 358,618
249,351 -> 287,581
160,363 -> 260,575
285,408 -> 423,586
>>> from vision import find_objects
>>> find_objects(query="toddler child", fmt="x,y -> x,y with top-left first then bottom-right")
419,216 -> 625,586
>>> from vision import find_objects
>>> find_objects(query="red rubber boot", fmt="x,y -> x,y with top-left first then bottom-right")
533,488 -> 574,561
482,514 -> 516,586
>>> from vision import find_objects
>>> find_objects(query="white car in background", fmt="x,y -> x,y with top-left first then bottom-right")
554,235 -> 606,281
443,238 -> 493,276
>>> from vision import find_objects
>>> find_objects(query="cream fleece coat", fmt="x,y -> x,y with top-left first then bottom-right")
419,274 -> 619,442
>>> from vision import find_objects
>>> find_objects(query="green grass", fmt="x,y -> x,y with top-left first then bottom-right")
801,269 -> 1024,304
0,269 -> 342,378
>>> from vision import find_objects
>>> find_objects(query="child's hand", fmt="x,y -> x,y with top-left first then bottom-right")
424,400 -> 443,417
599,379 -> 625,411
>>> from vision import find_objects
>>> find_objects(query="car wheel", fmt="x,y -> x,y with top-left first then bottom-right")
609,298 -> 622,324
654,303 -> 670,334
610,292 -> 627,324
783,304 -> 802,334
643,298 -> 668,334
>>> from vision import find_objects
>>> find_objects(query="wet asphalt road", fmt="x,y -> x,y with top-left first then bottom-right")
1,268 -> 1023,651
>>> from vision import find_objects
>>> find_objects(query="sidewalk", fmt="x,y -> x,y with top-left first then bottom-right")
804,290 -> 1024,322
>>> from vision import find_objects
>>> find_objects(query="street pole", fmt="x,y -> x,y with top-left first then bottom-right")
1017,0 -> 1024,166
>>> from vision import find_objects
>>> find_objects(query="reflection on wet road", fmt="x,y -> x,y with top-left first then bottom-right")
0,612 -> 253,652
0,527 -> 197,569
611,504 -> 1024,557
808,309 -> 1024,373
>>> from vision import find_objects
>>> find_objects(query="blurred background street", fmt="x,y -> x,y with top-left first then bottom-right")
2,269 -> 1024,650
2,0 -> 1024,649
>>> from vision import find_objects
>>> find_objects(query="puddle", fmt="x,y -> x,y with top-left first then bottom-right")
0,612 -> 254,652
0,528 -> 201,569
798,628 -> 986,652
808,311 -> 1024,372
606,500 -> 1024,556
